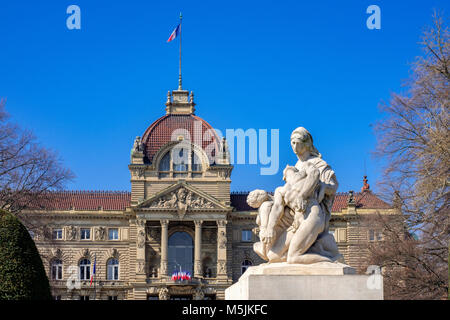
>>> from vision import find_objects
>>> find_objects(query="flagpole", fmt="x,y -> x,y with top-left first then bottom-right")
178,12 -> 182,90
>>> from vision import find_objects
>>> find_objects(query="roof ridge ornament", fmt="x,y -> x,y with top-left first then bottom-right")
361,175 -> 370,192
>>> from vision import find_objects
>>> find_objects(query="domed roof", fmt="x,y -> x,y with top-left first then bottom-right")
141,114 -> 221,164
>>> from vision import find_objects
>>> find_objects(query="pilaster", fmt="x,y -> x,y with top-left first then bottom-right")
135,218 -> 147,282
160,219 -> 169,277
217,220 -> 228,280
194,220 -> 203,278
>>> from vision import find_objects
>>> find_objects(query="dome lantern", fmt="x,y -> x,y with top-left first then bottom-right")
165,89 -> 195,115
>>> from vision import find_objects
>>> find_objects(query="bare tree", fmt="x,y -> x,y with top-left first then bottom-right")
371,11 -> 449,299
0,98 -> 74,215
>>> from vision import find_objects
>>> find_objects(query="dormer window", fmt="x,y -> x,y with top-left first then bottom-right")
158,146 -> 203,178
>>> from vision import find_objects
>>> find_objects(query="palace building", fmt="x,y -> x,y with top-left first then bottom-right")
22,86 -> 396,300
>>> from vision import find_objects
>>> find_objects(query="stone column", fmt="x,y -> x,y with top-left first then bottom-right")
135,218 -> 147,281
160,219 -> 169,277
216,220 -> 228,279
194,220 -> 203,278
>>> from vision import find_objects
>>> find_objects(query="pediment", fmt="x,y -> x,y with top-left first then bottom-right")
136,182 -> 229,214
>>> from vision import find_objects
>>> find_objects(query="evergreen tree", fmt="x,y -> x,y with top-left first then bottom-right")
0,210 -> 51,300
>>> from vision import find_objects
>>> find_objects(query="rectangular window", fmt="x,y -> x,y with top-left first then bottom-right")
52,229 -> 63,240
369,229 -> 383,241
80,228 -> 91,240
108,296 -> 118,300
108,228 -> 119,240
376,231 -> 383,241
53,295 -> 61,300
241,229 -> 252,242
369,229 -> 375,241
79,296 -> 89,301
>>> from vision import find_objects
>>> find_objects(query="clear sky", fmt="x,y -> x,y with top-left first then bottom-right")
0,0 -> 448,194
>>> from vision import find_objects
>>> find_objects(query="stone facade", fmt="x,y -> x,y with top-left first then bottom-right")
21,88 -> 396,300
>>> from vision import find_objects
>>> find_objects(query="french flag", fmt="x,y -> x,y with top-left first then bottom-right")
89,257 -> 96,287
167,24 -> 180,42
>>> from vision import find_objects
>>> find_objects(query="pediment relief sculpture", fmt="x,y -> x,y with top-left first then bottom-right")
148,187 -> 216,210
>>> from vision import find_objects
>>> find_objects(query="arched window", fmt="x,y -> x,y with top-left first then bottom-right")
159,151 -> 171,172
158,146 -> 204,178
79,259 -> 91,281
168,232 -> 194,275
107,258 -> 119,280
51,259 -> 63,280
241,259 -> 252,275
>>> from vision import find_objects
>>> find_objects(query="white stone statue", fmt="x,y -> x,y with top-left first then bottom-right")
248,127 -> 341,264
226,127 -> 384,300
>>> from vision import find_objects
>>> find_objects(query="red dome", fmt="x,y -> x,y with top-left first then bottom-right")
141,114 -> 220,164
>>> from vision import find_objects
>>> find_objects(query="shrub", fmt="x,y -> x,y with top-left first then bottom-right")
0,210 -> 51,300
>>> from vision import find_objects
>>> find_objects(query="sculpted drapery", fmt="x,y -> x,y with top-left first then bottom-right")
249,127 -> 341,264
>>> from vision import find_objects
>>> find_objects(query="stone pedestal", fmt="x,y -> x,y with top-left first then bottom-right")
225,262 -> 383,300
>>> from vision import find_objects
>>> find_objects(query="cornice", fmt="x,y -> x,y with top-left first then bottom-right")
21,210 -> 133,220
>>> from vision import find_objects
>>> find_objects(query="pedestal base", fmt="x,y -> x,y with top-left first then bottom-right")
225,262 -> 383,300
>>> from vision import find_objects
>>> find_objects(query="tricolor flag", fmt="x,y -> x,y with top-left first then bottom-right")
171,271 -> 192,281
167,24 -> 180,42
89,256 -> 96,287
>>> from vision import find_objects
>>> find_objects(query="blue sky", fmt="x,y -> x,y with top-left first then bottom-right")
0,0 -> 448,194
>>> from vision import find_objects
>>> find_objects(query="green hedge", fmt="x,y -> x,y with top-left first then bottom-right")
0,210 -> 51,300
